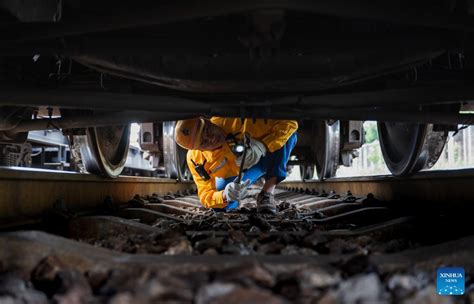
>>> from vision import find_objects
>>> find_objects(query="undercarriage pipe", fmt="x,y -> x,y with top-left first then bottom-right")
8,111 -> 196,133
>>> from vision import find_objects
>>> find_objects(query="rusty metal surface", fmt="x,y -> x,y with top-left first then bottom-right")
281,168 -> 474,205
3,230 -> 473,273
2,166 -> 474,228
0,167 -> 195,226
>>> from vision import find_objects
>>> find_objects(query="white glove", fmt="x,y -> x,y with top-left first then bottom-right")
223,179 -> 251,202
236,137 -> 267,169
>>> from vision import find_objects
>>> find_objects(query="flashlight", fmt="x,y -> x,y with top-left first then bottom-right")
232,143 -> 245,155
236,133 -> 250,184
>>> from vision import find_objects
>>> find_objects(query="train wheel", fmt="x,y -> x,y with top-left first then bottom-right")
377,122 -> 447,176
162,121 -> 192,181
299,165 -> 315,181
0,106 -> 31,143
0,107 -> 33,167
71,125 -> 130,178
313,120 -> 340,180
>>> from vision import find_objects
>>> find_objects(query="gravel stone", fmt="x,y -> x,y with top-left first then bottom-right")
196,283 -> 285,304
299,268 -> 340,289
402,285 -> 455,304
336,273 -> 389,304
0,275 -> 48,304
163,239 -> 193,255
388,274 -> 424,300
216,263 -> 275,287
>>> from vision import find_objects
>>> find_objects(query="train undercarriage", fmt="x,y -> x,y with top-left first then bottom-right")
0,0 -> 474,179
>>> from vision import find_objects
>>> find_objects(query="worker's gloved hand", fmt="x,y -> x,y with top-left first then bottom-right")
223,179 -> 251,202
236,138 -> 267,169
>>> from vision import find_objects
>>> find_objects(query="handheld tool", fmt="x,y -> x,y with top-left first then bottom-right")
236,133 -> 250,184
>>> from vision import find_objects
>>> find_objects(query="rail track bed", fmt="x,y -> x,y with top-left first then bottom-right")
0,167 -> 473,303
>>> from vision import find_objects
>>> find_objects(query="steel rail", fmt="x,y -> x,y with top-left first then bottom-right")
0,167 -> 195,227
280,168 -> 474,206
2,166 -> 474,228
1,230 -> 474,275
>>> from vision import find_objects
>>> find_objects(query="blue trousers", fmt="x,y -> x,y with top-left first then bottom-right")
215,132 -> 297,211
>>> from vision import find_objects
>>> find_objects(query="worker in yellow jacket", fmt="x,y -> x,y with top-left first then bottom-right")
174,117 -> 298,213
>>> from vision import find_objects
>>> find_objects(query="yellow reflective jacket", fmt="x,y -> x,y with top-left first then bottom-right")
186,118 -> 298,208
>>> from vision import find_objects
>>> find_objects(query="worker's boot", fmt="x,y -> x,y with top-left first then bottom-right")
256,191 -> 277,214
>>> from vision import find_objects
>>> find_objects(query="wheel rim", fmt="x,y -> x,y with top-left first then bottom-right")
377,122 -> 447,176
313,120 -> 340,180
163,121 -> 192,181
78,125 -> 130,178
0,106 -> 32,143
